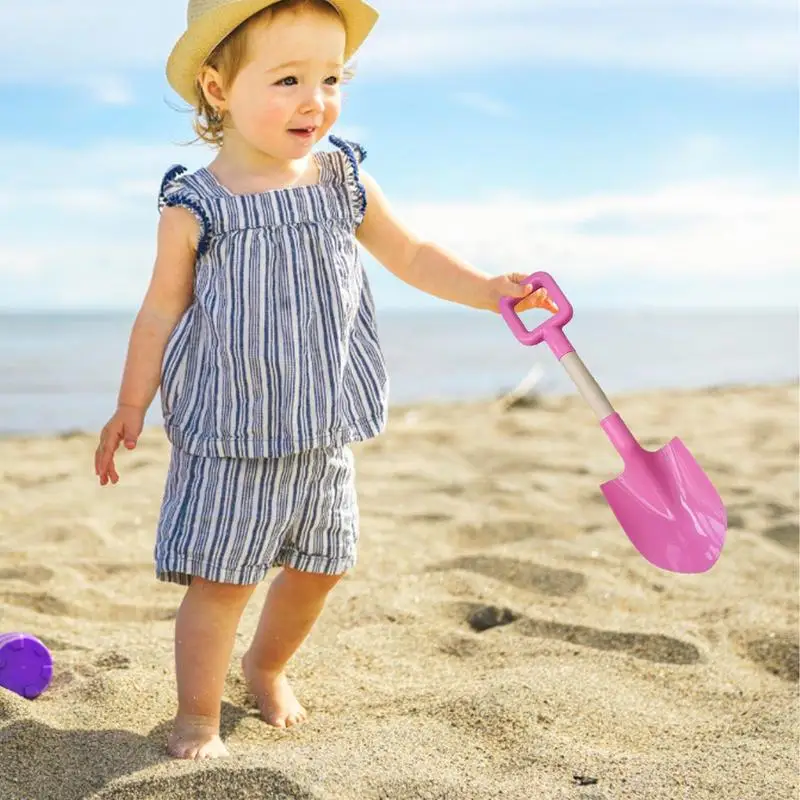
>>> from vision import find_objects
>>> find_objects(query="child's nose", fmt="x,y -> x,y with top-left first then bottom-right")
301,88 -> 326,114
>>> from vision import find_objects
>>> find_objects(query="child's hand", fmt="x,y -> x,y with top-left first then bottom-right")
489,273 -> 559,314
94,405 -> 145,486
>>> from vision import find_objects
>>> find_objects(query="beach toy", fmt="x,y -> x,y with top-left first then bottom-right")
0,633 -> 53,699
500,271 -> 727,574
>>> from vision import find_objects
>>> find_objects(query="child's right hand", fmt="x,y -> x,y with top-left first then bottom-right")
95,405 -> 145,486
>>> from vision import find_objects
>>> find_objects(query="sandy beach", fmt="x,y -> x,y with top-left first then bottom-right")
0,382 -> 797,800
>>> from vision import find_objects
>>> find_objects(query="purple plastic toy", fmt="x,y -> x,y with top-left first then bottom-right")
0,633 -> 53,699
500,271 -> 727,574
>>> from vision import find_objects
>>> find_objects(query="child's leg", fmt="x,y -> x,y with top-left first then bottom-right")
156,448 -> 302,755
169,577 -> 256,759
242,567 -> 344,728
240,445 -> 360,727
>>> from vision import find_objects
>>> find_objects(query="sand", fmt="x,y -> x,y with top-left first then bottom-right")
0,383 -> 797,800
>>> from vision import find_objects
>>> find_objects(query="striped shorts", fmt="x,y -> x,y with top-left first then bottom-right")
154,445 -> 359,586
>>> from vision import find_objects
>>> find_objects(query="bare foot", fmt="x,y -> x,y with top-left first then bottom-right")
167,714 -> 229,759
242,651 -> 307,728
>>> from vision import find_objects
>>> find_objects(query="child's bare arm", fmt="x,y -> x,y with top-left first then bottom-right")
117,207 -> 199,410
356,170 -> 556,314
95,206 -> 198,485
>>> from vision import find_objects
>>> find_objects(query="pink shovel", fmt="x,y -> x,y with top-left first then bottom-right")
500,271 -> 727,574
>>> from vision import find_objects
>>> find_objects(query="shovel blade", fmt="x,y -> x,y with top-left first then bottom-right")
600,437 -> 726,574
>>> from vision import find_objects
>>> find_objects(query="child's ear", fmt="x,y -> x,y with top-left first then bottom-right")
198,66 -> 227,108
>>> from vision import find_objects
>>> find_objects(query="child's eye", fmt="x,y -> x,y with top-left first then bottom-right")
277,76 -> 298,87
324,76 -> 340,86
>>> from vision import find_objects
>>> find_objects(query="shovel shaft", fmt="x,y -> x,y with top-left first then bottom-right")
559,347 -> 642,463
499,271 -> 638,457
559,351 -> 615,421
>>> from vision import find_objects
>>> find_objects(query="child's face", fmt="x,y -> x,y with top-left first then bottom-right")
225,9 -> 346,159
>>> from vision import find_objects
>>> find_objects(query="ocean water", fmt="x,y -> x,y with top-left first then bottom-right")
0,308 -> 796,436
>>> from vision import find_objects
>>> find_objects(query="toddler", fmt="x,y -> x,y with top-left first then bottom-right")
94,0 -> 555,760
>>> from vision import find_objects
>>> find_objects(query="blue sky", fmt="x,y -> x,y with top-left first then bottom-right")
1,0 -> 797,311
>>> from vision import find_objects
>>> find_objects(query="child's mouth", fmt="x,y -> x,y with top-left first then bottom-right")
289,127 -> 315,140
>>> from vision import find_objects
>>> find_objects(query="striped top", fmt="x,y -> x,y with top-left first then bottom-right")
157,135 -> 389,459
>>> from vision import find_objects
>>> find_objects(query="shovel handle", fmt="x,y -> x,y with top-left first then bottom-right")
499,271 -> 575,359
500,271 -> 616,422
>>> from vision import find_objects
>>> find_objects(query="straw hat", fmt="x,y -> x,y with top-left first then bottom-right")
167,0 -> 380,105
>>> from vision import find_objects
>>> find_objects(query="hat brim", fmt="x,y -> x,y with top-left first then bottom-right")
167,0 -> 379,106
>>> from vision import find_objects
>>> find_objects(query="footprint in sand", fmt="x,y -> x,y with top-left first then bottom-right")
43,651 -> 134,691
515,615 -> 701,665
437,634 -> 486,659
450,519 -> 556,548
75,562 -> 153,581
94,769 -> 321,800
448,602 -> 701,665
404,512 -> 451,525
0,560 -> 173,623
726,511 -> 747,529
725,502 -> 798,541
36,636 -> 89,653
370,779 -> 461,800
36,525 -> 73,544
463,605 -> 519,633
34,521 -> 105,546
0,591 -> 174,623
0,591 -> 72,617
0,565 -> 55,584
763,521 -> 799,551
765,502 -> 794,520
2,472 -> 71,489
427,555 -> 586,597
435,482 -> 468,498
739,633 -> 799,683
94,651 -> 132,670
125,459 -> 157,472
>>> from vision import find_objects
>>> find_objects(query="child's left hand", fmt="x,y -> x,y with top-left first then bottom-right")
488,273 -> 559,314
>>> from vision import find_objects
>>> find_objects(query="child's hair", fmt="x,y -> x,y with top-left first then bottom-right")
192,0 -> 354,147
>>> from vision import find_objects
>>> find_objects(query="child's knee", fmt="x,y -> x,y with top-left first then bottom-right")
282,567 -> 345,595
189,576 -> 256,606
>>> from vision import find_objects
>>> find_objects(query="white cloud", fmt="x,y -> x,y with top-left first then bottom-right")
2,0 -> 795,92
452,92 -> 512,118
87,76 -> 137,106
365,0 -> 796,82
395,180 -> 800,290
0,140 -> 796,310
651,134 -> 732,182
